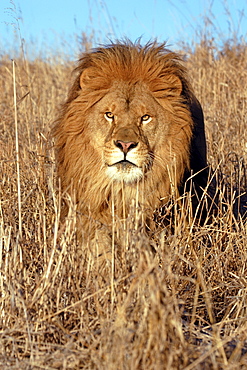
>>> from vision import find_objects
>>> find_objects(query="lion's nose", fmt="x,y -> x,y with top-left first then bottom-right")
115,140 -> 138,154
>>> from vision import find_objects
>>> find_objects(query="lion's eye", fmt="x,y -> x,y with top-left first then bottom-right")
141,114 -> 152,124
104,112 -> 114,122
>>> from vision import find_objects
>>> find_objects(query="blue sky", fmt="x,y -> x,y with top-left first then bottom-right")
0,0 -> 246,58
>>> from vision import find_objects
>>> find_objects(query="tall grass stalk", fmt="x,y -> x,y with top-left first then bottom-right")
12,59 -> 22,240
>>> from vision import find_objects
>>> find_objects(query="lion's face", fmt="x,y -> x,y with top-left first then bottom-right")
85,81 -> 173,183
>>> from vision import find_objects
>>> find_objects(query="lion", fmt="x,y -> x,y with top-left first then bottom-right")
53,40 -> 209,257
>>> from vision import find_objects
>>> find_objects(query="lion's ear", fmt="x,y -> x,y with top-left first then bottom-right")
152,74 -> 183,97
79,67 -> 95,89
166,74 -> 183,96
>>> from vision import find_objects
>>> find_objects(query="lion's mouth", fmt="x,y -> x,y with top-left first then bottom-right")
108,160 -> 138,168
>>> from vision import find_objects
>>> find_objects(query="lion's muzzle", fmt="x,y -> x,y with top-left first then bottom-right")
105,140 -> 146,183
104,125 -> 150,182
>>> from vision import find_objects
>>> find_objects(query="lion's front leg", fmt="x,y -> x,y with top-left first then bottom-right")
90,227 -> 112,260
77,218 -> 113,270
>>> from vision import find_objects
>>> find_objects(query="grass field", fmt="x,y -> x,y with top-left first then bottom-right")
1,35 -> 247,368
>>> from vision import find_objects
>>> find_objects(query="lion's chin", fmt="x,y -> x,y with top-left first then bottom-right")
106,161 -> 143,183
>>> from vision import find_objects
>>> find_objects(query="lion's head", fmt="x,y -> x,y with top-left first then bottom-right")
53,41 -> 208,250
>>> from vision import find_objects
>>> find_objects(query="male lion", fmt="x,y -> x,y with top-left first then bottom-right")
53,41 -> 208,256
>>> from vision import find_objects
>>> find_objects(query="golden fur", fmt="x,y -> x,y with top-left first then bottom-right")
53,41 -> 202,255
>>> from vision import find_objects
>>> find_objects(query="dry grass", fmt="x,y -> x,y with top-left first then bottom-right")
1,38 -> 247,369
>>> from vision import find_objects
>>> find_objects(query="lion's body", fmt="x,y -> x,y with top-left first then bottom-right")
53,41 -> 208,255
